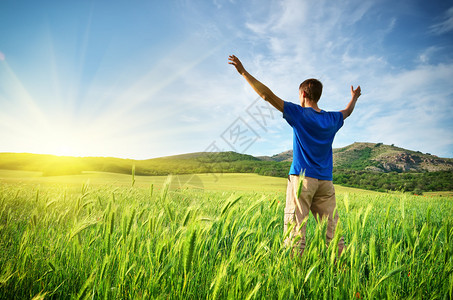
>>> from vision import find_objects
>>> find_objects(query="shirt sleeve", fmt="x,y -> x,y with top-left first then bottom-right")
333,111 -> 344,131
283,101 -> 298,127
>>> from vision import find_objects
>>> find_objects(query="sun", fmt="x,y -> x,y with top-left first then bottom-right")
0,25 -> 216,159
32,121 -> 88,157
0,57 -> 120,158
7,113 -> 101,157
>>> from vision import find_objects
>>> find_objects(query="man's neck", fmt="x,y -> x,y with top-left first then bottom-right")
302,98 -> 321,112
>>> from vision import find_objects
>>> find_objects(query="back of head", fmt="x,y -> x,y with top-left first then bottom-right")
299,79 -> 323,102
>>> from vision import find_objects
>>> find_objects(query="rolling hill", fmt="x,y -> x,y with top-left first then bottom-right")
1,142 -> 452,193
259,142 -> 453,172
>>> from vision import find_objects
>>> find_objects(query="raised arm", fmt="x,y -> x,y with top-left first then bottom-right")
228,55 -> 284,113
340,85 -> 361,120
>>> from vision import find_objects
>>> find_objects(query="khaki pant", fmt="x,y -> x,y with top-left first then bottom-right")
284,175 -> 344,255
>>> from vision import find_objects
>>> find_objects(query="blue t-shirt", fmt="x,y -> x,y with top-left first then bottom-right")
283,101 -> 344,180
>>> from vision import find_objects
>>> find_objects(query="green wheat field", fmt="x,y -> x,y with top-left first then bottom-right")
0,170 -> 452,299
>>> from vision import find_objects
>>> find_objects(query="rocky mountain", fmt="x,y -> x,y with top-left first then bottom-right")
257,150 -> 293,162
259,142 -> 453,173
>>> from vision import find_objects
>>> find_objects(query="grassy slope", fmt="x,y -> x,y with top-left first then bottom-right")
0,151 -> 262,176
1,147 -> 452,193
0,169 -> 382,195
2,143 -> 452,176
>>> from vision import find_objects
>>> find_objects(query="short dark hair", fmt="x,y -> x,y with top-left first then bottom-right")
299,79 -> 323,102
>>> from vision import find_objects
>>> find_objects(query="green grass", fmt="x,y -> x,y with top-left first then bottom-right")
0,170 -> 380,194
0,171 -> 452,299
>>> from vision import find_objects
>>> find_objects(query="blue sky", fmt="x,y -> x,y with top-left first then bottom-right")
1,0 -> 452,159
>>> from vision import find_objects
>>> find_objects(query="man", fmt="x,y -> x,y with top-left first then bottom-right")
228,55 -> 361,255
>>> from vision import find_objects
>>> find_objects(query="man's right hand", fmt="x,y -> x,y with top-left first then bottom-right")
341,85 -> 362,120
228,55 -> 246,75
351,85 -> 361,101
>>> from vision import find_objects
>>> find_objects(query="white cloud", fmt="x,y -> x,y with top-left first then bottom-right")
417,46 -> 442,64
430,6 -> 453,35
230,0 -> 453,157
350,62 -> 453,156
271,0 -> 308,32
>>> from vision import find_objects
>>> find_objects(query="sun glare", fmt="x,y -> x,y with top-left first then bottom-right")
34,123 -> 88,157
0,25 -> 220,159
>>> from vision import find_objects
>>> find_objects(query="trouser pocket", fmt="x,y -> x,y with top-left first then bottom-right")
283,206 -> 296,241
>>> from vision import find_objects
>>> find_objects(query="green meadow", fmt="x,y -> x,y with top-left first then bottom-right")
0,170 -> 452,299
